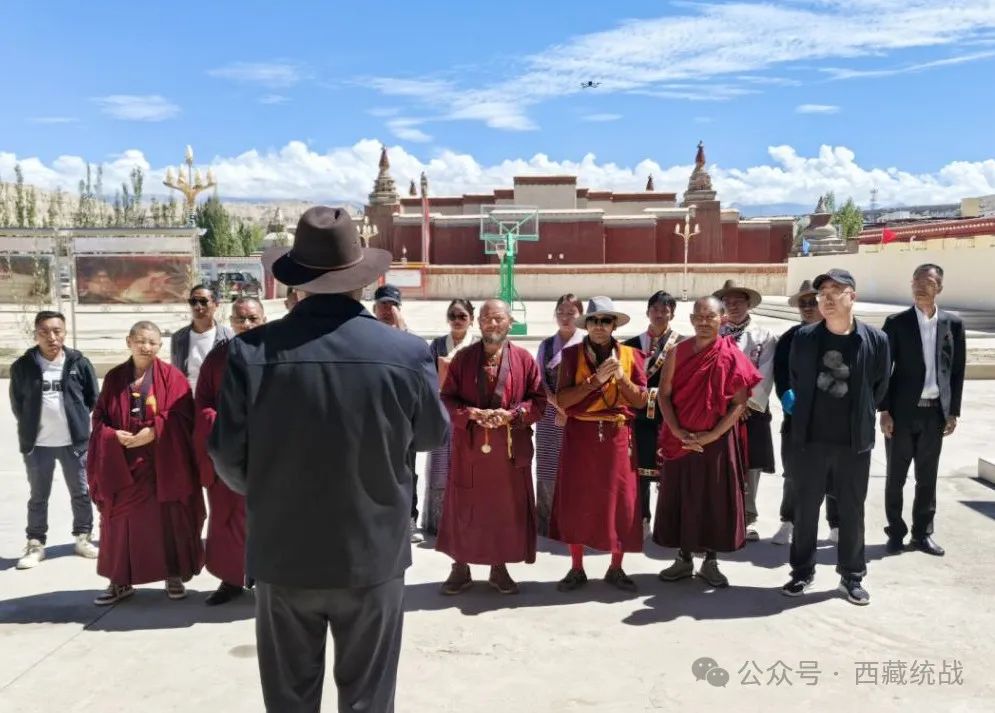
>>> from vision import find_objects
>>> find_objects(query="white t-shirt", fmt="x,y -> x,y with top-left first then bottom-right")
187,326 -> 217,391
35,352 -> 72,448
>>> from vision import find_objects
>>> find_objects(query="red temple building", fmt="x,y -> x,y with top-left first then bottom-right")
364,142 -> 794,266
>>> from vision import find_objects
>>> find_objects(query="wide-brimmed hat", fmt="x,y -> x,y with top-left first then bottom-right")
575,296 -> 630,329
712,279 -> 762,309
263,206 -> 391,294
787,279 -> 818,308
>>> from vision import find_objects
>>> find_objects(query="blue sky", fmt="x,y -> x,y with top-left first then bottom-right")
2,0 -> 994,208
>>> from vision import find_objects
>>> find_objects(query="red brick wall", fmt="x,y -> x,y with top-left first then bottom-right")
517,222 -> 605,264
655,218 -> 683,264
393,223 -> 424,262
770,222 -> 793,262
688,202 -> 722,262
605,224 -> 657,263
430,224 -> 486,264
721,221 -> 740,262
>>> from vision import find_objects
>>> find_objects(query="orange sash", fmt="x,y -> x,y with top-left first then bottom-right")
571,341 -> 637,420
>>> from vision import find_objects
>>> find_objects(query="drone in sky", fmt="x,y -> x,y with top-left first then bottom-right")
580,80 -> 602,89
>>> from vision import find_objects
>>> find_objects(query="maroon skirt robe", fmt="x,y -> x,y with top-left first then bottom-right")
194,341 -> 247,586
88,357 -> 205,585
435,342 -> 545,566
549,340 -> 647,554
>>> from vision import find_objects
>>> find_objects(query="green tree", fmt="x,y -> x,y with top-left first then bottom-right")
129,167 -> 144,226
196,195 -> 238,256
14,164 -> 27,227
236,221 -> 265,256
832,197 -> 864,239
820,190 -> 837,214
26,187 -> 38,227
0,174 -> 9,227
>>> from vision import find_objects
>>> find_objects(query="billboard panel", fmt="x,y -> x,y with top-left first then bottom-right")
198,257 -> 264,300
76,255 -> 193,304
0,255 -> 53,303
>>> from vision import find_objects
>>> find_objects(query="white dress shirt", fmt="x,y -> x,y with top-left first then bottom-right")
916,306 -> 941,399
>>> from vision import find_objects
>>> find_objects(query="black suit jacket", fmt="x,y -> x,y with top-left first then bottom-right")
208,293 -> 450,589
881,307 -> 966,424
789,319 -> 890,454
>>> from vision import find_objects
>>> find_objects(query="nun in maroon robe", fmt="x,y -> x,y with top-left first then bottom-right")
87,322 -> 204,605
195,340 -> 249,604
436,301 -> 545,595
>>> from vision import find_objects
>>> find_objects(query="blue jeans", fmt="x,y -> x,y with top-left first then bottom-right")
24,445 -> 93,544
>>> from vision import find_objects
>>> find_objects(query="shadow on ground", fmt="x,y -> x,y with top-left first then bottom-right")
0,588 -> 255,630
0,543 -> 81,573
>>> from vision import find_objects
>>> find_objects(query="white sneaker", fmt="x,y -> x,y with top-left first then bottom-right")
771,521 -> 793,545
16,539 -> 45,569
410,518 -> 424,544
828,527 -> 840,544
74,534 -> 98,559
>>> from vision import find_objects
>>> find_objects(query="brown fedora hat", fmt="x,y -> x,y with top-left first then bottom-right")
787,279 -> 817,308
712,279 -> 762,309
263,206 -> 391,294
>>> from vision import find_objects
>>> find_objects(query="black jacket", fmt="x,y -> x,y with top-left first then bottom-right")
9,347 -> 99,453
789,319 -> 890,453
773,322 -> 804,436
208,294 -> 450,589
881,307 -> 966,424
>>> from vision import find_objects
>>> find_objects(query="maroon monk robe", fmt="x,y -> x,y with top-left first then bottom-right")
436,341 -> 546,565
88,357 -> 205,585
194,340 -> 247,586
654,336 -> 762,553
550,340 -> 647,553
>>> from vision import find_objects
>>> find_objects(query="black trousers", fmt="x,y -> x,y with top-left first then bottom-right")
255,576 -> 405,713
639,476 -> 658,521
789,443 -> 870,582
778,431 -> 839,526
885,405 -> 945,540
405,448 -> 418,520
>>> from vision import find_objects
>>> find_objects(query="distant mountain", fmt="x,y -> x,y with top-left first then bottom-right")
730,202 -> 809,218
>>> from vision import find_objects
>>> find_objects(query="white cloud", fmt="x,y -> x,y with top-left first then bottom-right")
582,113 -> 622,122
28,116 -> 79,124
368,107 -> 400,117
208,61 -> 306,88
93,95 -> 180,121
3,140 -> 993,210
259,94 -> 289,105
823,49 -> 995,79
366,1 -> 995,130
796,104 -> 841,114
386,118 -> 432,143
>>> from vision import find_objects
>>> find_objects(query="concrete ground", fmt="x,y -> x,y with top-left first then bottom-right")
1,368 -> 994,713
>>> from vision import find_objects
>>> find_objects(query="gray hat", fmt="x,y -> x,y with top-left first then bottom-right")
787,279 -> 817,308
712,279 -> 762,309
575,296 -> 631,330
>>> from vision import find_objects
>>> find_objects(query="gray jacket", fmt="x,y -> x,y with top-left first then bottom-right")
170,321 -> 234,376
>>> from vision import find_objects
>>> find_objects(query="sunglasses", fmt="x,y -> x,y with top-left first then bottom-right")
448,312 -> 470,321
188,297 -> 211,307
798,299 -> 818,309
587,317 -> 615,327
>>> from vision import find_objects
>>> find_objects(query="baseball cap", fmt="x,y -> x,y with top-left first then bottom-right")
373,284 -> 402,305
813,268 -> 856,291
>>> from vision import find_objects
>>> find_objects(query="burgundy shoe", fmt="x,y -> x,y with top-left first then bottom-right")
488,565 -> 519,595
440,563 -> 472,595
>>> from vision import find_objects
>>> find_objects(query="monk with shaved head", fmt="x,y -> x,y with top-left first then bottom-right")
654,296 -> 762,589
436,299 -> 546,595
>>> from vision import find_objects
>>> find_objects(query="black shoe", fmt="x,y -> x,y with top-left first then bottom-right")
604,567 -> 637,592
781,575 -> 814,597
909,535 -> 945,557
885,536 -> 905,554
556,568 -> 588,592
205,581 -> 244,606
837,578 -> 870,606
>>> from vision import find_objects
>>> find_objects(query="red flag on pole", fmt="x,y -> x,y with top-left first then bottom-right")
881,228 -> 898,244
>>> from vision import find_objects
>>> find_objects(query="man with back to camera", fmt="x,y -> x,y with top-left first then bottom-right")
209,206 -> 449,712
